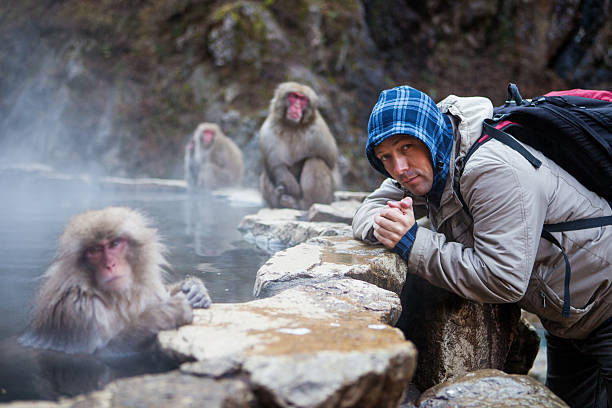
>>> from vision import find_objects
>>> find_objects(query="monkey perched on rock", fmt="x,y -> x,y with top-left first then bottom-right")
19,207 -> 211,354
259,82 -> 338,210
185,122 -> 244,190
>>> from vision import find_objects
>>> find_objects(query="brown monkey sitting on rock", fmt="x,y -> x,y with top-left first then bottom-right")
19,206 -> 211,354
259,82 -> 338,210
185,122 -> 244,190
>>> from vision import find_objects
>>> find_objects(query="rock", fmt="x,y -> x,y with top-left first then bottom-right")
65,372 -> 254,408
243,346 -> 413,408
254,235 -> 406,298
504,316 -> 541,375
307,200 -> 361,223
396,274 -> 528,391
238,207 -> 353,254
0,198 -> 542,407
417,369 -> 568,407
251,225 -> 537,393
158,279 -> 416,408
11,276 -> 415,408
207,2 -> 289,69
159,279 -> 404,360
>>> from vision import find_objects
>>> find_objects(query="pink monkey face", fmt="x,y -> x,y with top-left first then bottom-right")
286,92 -> 308,123
84,237 -> 132,292
201,129 -> 215,147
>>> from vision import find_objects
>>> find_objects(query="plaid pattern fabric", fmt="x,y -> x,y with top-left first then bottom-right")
366,85 -> 453,201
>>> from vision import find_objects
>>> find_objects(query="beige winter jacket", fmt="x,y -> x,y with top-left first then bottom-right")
352,95 -> 612,339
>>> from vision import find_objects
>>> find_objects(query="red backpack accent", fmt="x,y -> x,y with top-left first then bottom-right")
544,89 -> 612,102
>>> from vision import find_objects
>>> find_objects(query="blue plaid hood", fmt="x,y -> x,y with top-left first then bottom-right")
366,85 -> 453,200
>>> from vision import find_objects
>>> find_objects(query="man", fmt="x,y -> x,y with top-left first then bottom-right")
352,85 -> 611,407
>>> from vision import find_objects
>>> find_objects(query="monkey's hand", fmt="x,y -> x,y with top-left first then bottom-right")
272,166 -> 302,197
179,277 -> 212,309
278,192 -> 300,209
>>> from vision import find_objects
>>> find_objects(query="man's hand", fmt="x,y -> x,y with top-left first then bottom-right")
373,197 -> 416,249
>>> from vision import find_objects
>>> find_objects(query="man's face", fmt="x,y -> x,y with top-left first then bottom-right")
374,134 -> 434,196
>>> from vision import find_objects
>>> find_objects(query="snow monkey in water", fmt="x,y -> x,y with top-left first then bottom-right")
19,206 -> 211,354
185,122 -> 244,190
258,81 -> 339,210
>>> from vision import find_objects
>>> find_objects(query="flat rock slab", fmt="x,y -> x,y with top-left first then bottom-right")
159,278 -> 404,360
306,200 -> 363,224
238,208 -> 353,254
254,235 -> 407,298
158,279 -> 416,408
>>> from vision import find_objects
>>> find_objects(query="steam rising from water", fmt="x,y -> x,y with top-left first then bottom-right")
0,42 -> 118,177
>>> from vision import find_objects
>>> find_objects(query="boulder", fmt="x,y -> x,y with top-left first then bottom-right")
396,273 -> 537,391
159,279 -> 416,408
238,208 -> 353,254
307,200 -> 362,224
417,369 -> 568,408
254,235 -> 407,298
253,231 -> 539,393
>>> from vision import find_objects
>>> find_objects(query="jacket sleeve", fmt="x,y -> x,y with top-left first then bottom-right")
352,178 -> 428,244
407,142 -> 548,303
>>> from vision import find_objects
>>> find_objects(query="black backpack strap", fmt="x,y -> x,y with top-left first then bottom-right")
544,216 -> 612,232
454,120 -> 542,220
482,120 -> 542,168
542,213 -> 612,318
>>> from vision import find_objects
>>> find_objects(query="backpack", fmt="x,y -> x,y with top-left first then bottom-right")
455,83 -> 612,318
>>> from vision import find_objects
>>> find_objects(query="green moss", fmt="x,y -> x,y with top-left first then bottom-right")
209,1 -> 275,64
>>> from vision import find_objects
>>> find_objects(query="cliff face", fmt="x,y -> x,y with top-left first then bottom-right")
1,0 -> 610,191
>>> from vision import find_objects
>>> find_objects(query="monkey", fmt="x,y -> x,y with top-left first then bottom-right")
184,122 -> 244,190
18,206 -> 211,355
258,81 -> 339,210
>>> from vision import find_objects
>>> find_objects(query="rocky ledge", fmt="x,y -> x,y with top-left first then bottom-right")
236,201 -> 564,407
3,196 -> 565,408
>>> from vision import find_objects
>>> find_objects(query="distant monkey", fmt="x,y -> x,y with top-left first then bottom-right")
185,122 -> 244,190
19,207 -> 211,354
259,82 -> 338,209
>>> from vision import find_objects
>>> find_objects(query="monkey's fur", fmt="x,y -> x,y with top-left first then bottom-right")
185,122 -> 244,190
259,82 -> 339,210
19,207 -> 210,354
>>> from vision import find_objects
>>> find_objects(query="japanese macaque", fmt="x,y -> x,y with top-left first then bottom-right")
185,122 -> 244,190
19,207 -> 211,355
259,82 -> 338,210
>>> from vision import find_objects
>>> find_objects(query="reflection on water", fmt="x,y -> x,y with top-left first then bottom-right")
0,186 -> 268,402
